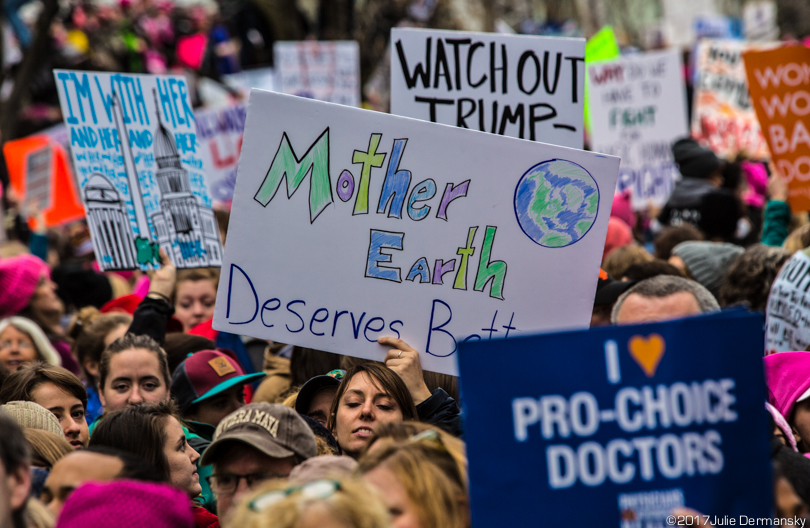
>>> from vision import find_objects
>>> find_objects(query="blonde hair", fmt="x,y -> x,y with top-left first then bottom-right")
24,429 -> 73,469
357,440 -> 470,528
281,391 -> 298,408
603,244 -> 654,279
24,498 -> 55,528
228,477 -> 390,528
783,223 -> 810,255
365,421 -> 467,486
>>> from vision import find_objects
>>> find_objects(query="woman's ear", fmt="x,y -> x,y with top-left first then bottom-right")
83,359 -> 100,380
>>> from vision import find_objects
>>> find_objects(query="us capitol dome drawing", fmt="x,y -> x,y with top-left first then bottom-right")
83,88 -> 221,269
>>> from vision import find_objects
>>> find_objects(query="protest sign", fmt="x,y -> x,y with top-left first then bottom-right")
693,16 -> 742,41
390,28 -> 585,149
743,1 -> 778,42
766,249 -> 810,354
743,46 -> 810,212
691,39 -> 772,159
661,0 -> 718,48
194,103 -> 247,204
3,133 -> 85,228
213,91 -> 619,375
588,49 -> 687,209
584,26 -> 620,132
53,70 -> 223,271
459,310 -> 771,526
274,41 -> 360,107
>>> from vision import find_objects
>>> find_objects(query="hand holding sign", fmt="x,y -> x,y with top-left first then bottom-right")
381,336 -> 432,405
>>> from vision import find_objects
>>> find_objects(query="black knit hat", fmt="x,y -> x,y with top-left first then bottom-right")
671,138 -> 723,179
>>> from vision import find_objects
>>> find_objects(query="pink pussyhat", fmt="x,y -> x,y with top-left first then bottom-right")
55,480 -> 195,528
0,254 -> 50,318
765,401 -> 798,451
763,351 -> 810,419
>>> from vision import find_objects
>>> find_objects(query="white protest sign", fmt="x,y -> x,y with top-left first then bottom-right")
274,41 -> 360,107
588,49 -> 687,210
194,103 -> 247,204
390,28 -> 585,149
53,70 -> 223,271
213,91 -> 619,375
766,250 -> 810,354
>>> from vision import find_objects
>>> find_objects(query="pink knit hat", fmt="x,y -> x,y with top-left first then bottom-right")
55,480 -> 195,528
0,254 -> 50,318
610,190 -> 637,230
603,217 -> 634,261
742,161 -> 768,209
763,351 -> 810,419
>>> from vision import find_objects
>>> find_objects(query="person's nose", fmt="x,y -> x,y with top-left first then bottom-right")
360,400 -> 375,419
128,387 -> 144,405
189,444 -> 200,465
64,417 -> 81,438
235,476 -> 251,496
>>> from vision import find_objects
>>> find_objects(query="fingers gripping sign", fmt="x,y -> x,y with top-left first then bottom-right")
379,336 -> 433,405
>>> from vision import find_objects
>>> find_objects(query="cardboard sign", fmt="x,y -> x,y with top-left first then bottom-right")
3,134 -> 85,228
53,70 -> 223,271
588,50 -> 688,210
213,91 -> 619,375
194,103 -> 247,205
766,249 -> 810,354
691,39 -> 771,159
744,46 -> 810,212
390,28 -> 585,149
459,310 -> 770,527
274,41 -> 360,107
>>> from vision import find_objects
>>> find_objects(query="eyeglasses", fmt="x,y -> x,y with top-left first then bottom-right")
249,479 -> 342,512
0,340 -> 33,351
205,472 -> 283,495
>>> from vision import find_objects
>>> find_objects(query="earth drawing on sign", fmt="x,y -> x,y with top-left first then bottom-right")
514,159 -> 599,248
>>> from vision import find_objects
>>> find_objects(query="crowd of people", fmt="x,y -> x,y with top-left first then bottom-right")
0,129 -> 808,527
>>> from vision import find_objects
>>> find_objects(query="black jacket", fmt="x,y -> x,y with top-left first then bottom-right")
658,179 -> 740,241
416,388 -> 464,437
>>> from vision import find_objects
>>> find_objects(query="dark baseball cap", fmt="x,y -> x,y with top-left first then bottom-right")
200,403 -> 317,466
171,350 -> 266,415
294,369 -> 345,416
594,269 -> 635,306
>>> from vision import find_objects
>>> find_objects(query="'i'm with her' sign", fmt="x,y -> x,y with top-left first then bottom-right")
214,91 -> 619,375
53,70 -> 223,271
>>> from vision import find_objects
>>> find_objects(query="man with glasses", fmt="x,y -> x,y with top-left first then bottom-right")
200,402 -> 317,524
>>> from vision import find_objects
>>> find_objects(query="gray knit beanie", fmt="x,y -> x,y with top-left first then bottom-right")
671,241 -> 744,296
0,401 -> 64,438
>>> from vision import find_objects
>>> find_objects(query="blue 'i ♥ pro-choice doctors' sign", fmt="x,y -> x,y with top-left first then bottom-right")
458,310 -> 771,527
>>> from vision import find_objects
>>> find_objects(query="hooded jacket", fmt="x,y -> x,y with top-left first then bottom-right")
763,351 -> 810,420
658,179 -> 740,241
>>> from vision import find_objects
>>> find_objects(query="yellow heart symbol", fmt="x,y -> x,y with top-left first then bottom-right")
628,334 -> 665,378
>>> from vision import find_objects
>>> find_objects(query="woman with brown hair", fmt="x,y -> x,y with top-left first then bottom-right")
88,401 -> 218,527
0,363 -> 89,449
327,363 -> 417,460
97,334 -> 171,415
173,268 -> 220,332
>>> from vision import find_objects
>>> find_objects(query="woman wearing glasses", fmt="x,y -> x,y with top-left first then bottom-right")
0,316 -> 61,372
89,401 -> 220,528
229,477 -> 390,528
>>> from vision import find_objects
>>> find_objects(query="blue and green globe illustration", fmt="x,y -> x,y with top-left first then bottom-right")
514,159 -> 599,248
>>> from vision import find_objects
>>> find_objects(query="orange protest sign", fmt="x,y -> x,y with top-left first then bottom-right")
744,45 -> 810,211
3,134 -> 85,228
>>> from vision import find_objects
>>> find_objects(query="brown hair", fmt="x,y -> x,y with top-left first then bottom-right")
88,401 -> 178,481
0,362 -> 87,410
290,347 -> 342,388
70,307 -> 132,384
718,244 -> 791,312
163,333 -> 216,375
99,334 -> 170,391
602,245 -> 654,280
24,429 -> 72,469
0,410 -> 30,528
327,364 -> 417,432
356,439 -> 470,528
654,225 -> 705,260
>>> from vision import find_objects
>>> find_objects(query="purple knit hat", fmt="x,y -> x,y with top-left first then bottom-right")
54,480 -> 195,528
0,254 -> 50,318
